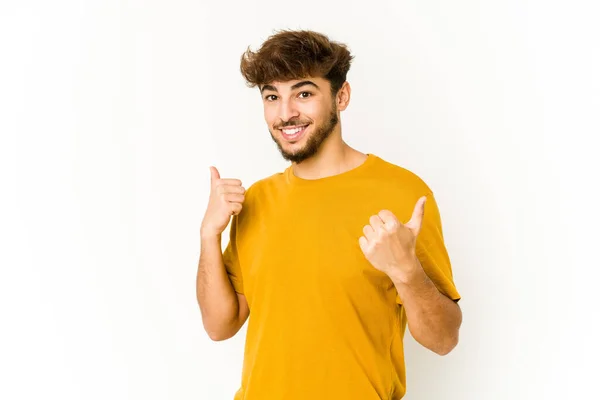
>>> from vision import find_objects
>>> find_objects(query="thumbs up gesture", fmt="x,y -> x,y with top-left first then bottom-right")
358,196 -> 427,280
200,166 -> 246,238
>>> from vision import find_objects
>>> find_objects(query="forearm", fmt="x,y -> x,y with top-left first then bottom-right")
390,257 -> 462,355
196,233 -> 243,340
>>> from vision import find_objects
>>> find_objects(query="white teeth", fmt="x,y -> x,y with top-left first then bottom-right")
282,126 -> 306,135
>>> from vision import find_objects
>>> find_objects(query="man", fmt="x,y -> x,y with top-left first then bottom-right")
197,29 -> 462,400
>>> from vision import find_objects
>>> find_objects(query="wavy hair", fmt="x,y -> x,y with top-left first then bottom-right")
240,29 -> 354,95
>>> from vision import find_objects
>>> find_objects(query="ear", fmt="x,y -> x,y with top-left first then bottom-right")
336,81 -> 351,111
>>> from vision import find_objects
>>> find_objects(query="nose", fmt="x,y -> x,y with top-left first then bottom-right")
278,99 -> 300,123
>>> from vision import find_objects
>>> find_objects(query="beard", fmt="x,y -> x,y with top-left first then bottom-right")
269,102 -> 339,164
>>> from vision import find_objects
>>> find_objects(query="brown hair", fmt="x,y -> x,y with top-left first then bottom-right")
240,29 -> 354,96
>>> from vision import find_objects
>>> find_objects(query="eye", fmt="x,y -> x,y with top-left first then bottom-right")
298,91 -> 312,99
264,94 -> 277,101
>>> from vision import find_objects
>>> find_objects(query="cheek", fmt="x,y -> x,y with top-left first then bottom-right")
304,102 -> 327,121
265,114 -> 281,131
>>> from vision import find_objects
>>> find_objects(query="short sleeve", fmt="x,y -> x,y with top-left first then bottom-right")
396,191 -> 461,305
222,214 -> 244,295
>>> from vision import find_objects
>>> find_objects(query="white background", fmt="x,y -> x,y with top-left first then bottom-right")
1,1 -> 599,399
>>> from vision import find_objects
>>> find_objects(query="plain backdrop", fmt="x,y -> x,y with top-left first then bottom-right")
1,1 -> 599,399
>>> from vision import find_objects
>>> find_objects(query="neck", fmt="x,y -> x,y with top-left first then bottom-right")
291,133 -> 367,180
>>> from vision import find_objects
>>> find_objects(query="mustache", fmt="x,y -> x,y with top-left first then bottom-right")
274,120 -> 311,130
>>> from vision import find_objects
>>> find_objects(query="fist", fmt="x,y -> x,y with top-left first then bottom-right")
358,196 -> 427,277
200,166 -> 245,238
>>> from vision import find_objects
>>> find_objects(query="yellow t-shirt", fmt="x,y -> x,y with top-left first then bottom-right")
222,153 -> 461,399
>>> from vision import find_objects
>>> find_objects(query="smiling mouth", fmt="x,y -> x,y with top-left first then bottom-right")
280,124 -> 309,141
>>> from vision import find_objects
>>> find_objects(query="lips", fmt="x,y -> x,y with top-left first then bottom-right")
280,124 -> 309,141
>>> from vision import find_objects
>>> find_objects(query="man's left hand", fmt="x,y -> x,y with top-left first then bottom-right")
358,196 -> 427,281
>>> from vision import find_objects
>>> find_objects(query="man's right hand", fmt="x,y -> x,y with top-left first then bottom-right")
200,166 -> 245,238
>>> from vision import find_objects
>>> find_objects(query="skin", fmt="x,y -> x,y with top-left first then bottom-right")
198,169 -> 248,341
260,76 -> 462,355
260,76 -> 366,178
359,200 -> 463,355
199,75 -> 462,353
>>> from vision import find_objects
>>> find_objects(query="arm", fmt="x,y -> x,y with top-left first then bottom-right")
389,257 -> 462,355
358,193 -> 462,355
196,232 -> 249,341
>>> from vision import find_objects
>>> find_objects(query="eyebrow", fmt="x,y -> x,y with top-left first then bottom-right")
260,80 -> 320,94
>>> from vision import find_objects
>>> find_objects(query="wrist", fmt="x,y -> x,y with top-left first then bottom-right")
388,256 -> 426,286
200,228 -> 221,242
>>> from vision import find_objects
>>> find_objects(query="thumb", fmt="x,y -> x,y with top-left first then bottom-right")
209,166 -> 220,187
406,196 -> 427,235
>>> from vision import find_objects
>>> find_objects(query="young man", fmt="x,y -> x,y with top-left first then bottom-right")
197,29 -> 462,400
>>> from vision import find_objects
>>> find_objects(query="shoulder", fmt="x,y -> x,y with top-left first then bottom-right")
244,172 -> 279,197
238,171 -> 285,219
371,154 -> 434,196
236,171 -> 285,228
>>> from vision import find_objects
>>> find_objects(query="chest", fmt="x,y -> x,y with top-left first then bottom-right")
236,186 -> 409,301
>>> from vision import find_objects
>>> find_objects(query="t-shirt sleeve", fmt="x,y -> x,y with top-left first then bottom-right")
222,214 -> 244,295
396,191 -> 461,305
